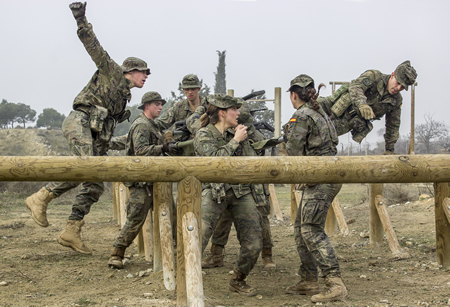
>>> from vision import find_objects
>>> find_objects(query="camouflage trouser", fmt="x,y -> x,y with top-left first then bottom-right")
114,186 -> 153,248
318,97 -> 373,143
45,111 -> 106,220
211,203 -> 273,249
202,188 -> 262,276
295,183 -> 342,279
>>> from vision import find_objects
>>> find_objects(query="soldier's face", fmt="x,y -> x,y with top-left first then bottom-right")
127,70 -> 148,88
146,101 -> 163,120
223,106 -> 240,128
183,88 -> 201,101
387,73 -> 405,95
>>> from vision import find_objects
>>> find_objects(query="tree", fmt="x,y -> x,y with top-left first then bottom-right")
214,50 -> 226,94
415,114 -> 448,154
0,99 -> 17,128
36,108 -> 66,129
15,103 -> 36,128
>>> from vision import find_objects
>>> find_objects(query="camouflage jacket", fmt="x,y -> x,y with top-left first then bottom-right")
286,103 -> 338,157
124,113 -> 164,188
194,123 -> 257,199
156,97 -> 207,131
349,70 -> 402,150
72,17 -> 131,125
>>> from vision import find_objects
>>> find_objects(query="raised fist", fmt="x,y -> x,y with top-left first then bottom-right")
69,2 -> 86,20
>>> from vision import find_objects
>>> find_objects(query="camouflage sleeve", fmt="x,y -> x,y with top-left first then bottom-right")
384,105 -> 401,152
109,134 -> 127,151
155,104 -> 177,131
76,17 -> 118,77
194,129 -> 239,157
349,70 -> 377,107
131,123 -> 163,156
248,126 -> 266,143
286,114 -> 310,156
186,105 -> 206,135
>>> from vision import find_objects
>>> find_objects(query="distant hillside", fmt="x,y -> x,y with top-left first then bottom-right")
0,128 -> 70,156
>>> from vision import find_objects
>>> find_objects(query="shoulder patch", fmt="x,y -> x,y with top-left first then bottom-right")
362,78 -> 372,86
290,118 -> 297,122
202,143 -> 211,153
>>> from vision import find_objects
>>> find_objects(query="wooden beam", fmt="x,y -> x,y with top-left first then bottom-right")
112,182 -> 119,222
142,208 -> 154,263
443,197 -> 450,224
268,184 -> 283,220
325,203 -> 338,234
182,212 -> 204,307
154,183 -> 175,291
118,183 -> 128,228
332,197 -> 349,236
177,176 -> 202,307
3,155 -> 450,184
374,195 -> 407,257
369,184 -> 384,244
434,183 -> 450,266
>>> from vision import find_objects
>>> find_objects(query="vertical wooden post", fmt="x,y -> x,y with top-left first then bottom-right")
177,176 -> 202,307
227,89 -> 234,97
274,87 -> 282,138
369,184 -> 384,244
135,231 -> 145,256
374,195 -> 403,255
290,184 -> 297,225
112,182 -> 119,222
325,202 -> 338,234
142,207 -> 154,263
154,183 -> 175,290
152,184 -> 165,272
182,212 -> 204,307
268,184 -> 283,220
408,82 -> 417,155
118,183 -> 129,228
331,197 -> 349,236
434,183 -> 450,266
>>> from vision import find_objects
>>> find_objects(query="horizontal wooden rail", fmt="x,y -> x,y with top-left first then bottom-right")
1,155 -> 450,184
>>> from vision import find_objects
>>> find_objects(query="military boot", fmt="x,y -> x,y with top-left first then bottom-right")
286,277 -> 320,295
57,220 -> 92,255
311,275 -> 348,303
25,187 -> 56,227
261,248 -> 276,269
202,244 -> 224,269
108,247 -> 126,269
229,270 -> 257,297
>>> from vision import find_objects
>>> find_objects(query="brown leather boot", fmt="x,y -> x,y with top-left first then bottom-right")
229,270 -> 257,297
57,220 -> 92,255
286,277 -> 320,295
202,244 -> 224,269
108,247 -> 126,269
25,187 -> 56,227
311,275 -> 348,302
261,248 -> 276,269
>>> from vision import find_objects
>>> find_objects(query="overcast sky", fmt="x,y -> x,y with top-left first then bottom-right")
1,0 -> 448,147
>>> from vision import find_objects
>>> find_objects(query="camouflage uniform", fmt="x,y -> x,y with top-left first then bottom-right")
194,120 -> 263,276
45,16 -> 149,221
113,110 -> 164,248
210,124 -> 273,250
318,61 -> 417,151
286,85 -> 342,279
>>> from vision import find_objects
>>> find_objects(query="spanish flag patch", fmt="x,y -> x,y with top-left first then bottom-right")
290,118 -> 296,122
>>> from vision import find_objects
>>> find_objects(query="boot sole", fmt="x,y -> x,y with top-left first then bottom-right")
229,286 -> 257,297
57,236 -> 92,255
25,199 -> 49,228
311,293 -> 348,303
286,289 -> 320,295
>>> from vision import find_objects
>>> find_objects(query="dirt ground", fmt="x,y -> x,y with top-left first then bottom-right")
0,183 -> 449,307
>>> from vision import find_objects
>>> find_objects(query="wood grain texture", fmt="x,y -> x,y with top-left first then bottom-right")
177,176 -> 202,307
158,202 -> 175,290
325,201 -> 338,235
369,184 -> 384,244
182,212 -> 204,307
142,208 -> 154,263
2,155 -> 450,183
435,183 -> 450,266
332,197 -> 349,236
290,184 -> 297,225
268,184 -> 283,220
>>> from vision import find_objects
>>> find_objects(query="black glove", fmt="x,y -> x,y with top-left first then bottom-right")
162,142 -> 183,155
69,2 -> 86,20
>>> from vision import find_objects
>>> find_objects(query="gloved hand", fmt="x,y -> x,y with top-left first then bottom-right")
69,2 -> 86,20
359,104 -> 375,120
383,150 -> 395,155
162,142 -> 183,155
